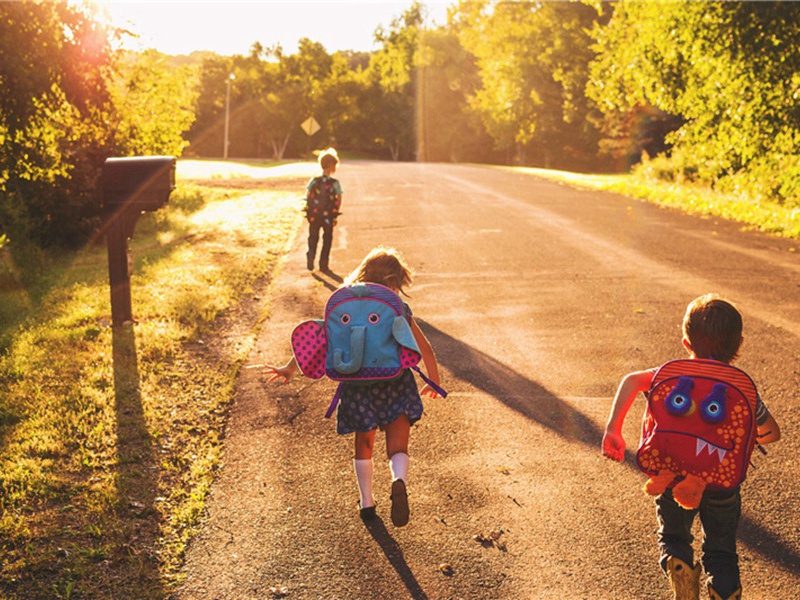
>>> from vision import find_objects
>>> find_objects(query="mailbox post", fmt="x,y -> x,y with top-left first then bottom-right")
103,156 -> 176,326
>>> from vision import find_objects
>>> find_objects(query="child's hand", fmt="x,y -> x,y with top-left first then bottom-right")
264,361 -> 297,384
420,384 -> 439,399
602,430 -> 626,462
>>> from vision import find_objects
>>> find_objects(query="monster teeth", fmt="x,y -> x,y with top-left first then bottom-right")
695,439 -> 726,461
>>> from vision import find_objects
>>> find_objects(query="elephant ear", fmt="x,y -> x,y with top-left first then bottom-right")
392,316 -> 421,369
291,320 -> 327,379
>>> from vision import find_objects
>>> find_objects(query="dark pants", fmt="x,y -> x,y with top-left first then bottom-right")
307,220 -> 333,269
656,487 -> 741,597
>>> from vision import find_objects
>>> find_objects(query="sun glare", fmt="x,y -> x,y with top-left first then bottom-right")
94,1 -> 450,56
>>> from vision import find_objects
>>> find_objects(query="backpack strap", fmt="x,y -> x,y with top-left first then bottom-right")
412,366 -> 448,398
324,383 -> 343,419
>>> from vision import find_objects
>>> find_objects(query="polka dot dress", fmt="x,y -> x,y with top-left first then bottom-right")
336,369 -> 424,435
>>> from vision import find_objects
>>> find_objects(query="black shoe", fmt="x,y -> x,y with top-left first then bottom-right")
390,479 -> 409,527
359,502 -> 377,521
306,254 -> 314,270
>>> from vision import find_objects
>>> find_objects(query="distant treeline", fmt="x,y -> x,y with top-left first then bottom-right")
2,1 -> 799,251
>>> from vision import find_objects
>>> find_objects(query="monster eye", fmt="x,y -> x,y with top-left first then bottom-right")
340,313 -> 351,325
665,377 -> 694,416
368,313 -> 380,324
700,384 -> 727,424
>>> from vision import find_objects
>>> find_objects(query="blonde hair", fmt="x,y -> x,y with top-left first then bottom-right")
318,147 -> 339,171
346,247 -> 414,294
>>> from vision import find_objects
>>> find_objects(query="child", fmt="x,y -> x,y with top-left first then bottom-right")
265,247 -> 442,527
304,148 -> 343,272
602,294 -> 780,600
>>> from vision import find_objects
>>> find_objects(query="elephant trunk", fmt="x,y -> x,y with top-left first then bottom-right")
333,326 -> 365,374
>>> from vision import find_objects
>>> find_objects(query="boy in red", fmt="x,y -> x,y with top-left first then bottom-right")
602,294 -> 780,600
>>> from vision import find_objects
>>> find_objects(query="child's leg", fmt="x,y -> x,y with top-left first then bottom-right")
354,430 -> 376,512
384,414 -> 410,455
699,490 -> 741,599
384,415 -> 411,527
306,222 -> 321,269
656,490 -> 698,573
319,223 -> 334,270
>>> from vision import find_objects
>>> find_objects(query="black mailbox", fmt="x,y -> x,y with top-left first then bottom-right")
103,156 -> 176,212
103,155 -> 176,326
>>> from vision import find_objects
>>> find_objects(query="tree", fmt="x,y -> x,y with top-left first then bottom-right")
453,0 -> 607,168
0,1 -> 117,248
109,50 -> 198,157
588,1 -> 800,200
368,2 -> 425,160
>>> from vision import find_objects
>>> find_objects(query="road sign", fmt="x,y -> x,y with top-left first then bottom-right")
301,116 -> 320,136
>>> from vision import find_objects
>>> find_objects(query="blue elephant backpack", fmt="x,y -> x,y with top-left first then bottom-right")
291,283 -> 446,417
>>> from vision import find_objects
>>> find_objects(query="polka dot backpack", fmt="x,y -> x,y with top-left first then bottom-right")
291,283 -> 446,417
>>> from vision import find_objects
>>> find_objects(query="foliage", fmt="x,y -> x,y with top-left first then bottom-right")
0,1 -> 117,248
588,1 -> 800,204
109,50 -> 198,157
0,3 -> 203,252
452,0 -> 608,169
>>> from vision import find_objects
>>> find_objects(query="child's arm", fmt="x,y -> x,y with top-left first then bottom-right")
264,356 -> 300,384
756,405 -> 781,445
409,317 -> 441,398
602,369 -> 653,462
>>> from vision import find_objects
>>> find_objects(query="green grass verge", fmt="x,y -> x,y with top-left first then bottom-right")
502,166 -> 800,241
0,161 -> 306,599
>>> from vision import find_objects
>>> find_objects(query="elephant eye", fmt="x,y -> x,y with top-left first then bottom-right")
340,313 -> 351,325
368,313 -> 380,324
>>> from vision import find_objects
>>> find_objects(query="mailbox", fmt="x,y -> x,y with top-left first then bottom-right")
104,155 -> 176,326
103,156 -> 176,212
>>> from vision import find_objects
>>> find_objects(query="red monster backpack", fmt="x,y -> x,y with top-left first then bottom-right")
636,359 -> 759,509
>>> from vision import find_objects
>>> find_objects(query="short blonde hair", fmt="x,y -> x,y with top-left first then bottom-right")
318,147 -> 339,171
346,247 -> 413,294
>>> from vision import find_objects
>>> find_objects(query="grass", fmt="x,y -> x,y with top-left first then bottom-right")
1,157 -> 796,598
0,159 -> 308,599
502,165 -> 800,241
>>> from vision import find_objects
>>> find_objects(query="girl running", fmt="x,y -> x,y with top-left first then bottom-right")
265,247 -> 442,527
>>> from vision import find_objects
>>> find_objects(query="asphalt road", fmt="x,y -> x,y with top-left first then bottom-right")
174,161 -> 800,599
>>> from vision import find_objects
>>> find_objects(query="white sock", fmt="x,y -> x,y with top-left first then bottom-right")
389,452 -> 409,483
354,459 -> 375,508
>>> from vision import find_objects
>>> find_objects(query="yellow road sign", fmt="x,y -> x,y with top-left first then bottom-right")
301,116 -> 320,136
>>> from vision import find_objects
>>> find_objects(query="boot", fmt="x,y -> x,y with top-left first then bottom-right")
666,556 -> 701,600
707,583 -> 742,600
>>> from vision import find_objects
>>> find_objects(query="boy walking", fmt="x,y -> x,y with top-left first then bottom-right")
602,294 -> 781,600
305,148 -> 342,272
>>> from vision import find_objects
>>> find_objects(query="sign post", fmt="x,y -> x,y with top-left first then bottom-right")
301,116 -> 321,158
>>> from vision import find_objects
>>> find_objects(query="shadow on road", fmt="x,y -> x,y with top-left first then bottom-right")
418,322 -> 800,581
739,505 -> 800,577
418,321 -> 603,447
311,269 -> 344,292
364,517 -> 429,600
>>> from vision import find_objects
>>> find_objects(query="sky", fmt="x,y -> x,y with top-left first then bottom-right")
101,1 -> 452,56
